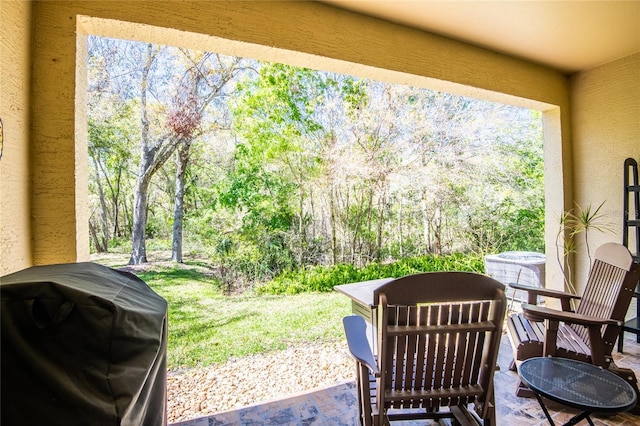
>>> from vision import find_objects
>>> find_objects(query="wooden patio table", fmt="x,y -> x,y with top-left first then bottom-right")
334,277 -> 394,351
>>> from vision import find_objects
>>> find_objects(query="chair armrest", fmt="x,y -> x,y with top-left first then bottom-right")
522,304 -> 619,366
342,315 -> 379,376
521,304 -> 619,327
509,283 -> 580,310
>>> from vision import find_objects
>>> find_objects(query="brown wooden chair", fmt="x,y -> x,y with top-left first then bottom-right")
343,272 -> 506,426
506,242 -> 640,398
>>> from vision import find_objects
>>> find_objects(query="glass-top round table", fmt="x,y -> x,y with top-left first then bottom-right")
519,357 -> 637,426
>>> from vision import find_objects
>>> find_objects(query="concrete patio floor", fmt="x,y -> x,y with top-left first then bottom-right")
171,332 -> 640,425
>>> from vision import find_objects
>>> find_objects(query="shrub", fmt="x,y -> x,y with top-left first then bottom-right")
256,252 -> 484,295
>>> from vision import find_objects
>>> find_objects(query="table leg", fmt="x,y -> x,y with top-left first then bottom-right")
533,393 -> 595,426
533,393 -> 555,425
351,301 -> 377,355
563,411 -> 594,426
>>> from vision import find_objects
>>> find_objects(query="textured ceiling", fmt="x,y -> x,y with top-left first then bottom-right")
322,1 -> 640,74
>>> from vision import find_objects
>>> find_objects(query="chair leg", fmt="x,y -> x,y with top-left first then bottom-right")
356,362 -> 374,426
450,405 -> 484,425
484,401 -> 496,426
515,379 -> 536,398
372,413 -> 383,426
608,364 -> 640,415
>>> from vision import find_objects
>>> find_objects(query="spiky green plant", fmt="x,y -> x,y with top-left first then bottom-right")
556,201 -> 613,295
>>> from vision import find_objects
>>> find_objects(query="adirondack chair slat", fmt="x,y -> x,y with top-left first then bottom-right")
557,326 -> 592,357
574,263 -> 627,343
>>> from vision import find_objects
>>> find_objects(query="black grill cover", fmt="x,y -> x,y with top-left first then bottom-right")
1,262 -> 168,425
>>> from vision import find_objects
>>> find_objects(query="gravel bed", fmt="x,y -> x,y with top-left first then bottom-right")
167,340 -> 355,424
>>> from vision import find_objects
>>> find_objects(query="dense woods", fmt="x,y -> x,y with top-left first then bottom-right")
87,36 -> 544,286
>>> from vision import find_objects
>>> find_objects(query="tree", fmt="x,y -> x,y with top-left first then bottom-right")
127,44 -> 244,264
129,43 -> 164,264
87,37 -> 141,252
222,63 -> 328,274
169,52 -> 245,262
87,105 -> 136,251
87,39 -> 545,276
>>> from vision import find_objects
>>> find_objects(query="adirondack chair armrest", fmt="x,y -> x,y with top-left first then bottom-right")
522,304 -> 619,366
343,315 -> 379,376
510,283 -> 580,310
522,304 -> 619,327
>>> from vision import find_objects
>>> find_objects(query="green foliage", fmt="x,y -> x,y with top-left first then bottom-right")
203,227 -> 298,292
87,100 -> 139,251
462,110 -> 545,254
257,252 -> 485,295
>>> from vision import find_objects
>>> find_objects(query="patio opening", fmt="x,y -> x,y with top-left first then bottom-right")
78,17 -> 556,424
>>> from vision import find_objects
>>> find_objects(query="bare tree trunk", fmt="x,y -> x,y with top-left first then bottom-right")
129,44 -> 156,265
398,196 -> 404,257
375,186 -> 386,262
90,155 -> 110,252
433,204 -> 442,255
128,50 -> 240,265
296,182 -> 305,265
350,186 -> 363,264
330,185 -> 337,265
421,190 -> 430,254
89,220 -> 107,253
308,186 -> 316,246
130,175 -> 150,264
111,168 -> 123,237
343,185 -> 350,263
364,186 -> 375,261
172,142 -> 191,262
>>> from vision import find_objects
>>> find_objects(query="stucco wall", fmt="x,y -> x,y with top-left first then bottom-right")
570,53 -> 640,291
7,1 -> 575,278
1,1 -> 33,274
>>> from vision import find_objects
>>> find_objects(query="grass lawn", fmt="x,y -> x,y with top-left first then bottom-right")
93,255 -> 352,370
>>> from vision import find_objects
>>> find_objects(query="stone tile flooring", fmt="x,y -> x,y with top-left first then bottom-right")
172,333 -> 640,425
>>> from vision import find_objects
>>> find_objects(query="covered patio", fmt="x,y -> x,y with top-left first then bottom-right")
171,334 -> 640,425
2,1 -> 639,425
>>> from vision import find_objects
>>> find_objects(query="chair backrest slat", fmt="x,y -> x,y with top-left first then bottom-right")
412,305 -> 429,404
578,261 -> 622,317
433,304 -> 449,397
470,301 -> 490,387
452,304 -> 468,390
442,303 -> 459,396
460,303 -> 480,391
424,303 -> 439,407
404,306 -> 419,408
393,306 -> 408,408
